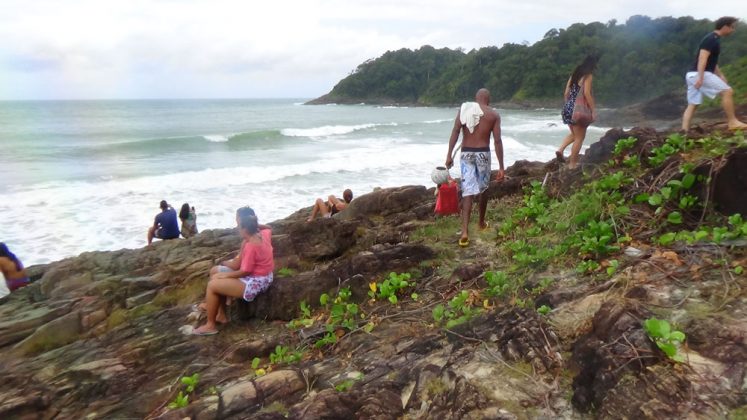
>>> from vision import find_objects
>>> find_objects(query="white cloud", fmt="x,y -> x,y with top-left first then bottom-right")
0,0 -> 745,99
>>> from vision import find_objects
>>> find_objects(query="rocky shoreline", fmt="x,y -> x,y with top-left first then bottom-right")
2,116 -> 747,418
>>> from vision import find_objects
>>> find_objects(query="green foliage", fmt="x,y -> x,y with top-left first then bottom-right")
334,374 -> 363,392
180,373 -> 200,393
314,287 -> 362,349
287,301 -> 315,330
537,305 -> 552,315
321,17 -> 747,105
369,272 -> 412,304
613,136 -> 638,156
168,392 -> 189,410
433,290 -> 481,328
276,267 -> 297,277
251,357 -> 261,369
269,345 -> 304,366
168,373 -> 200,410
643,317 -> 687,362
484,271 -> 513,298
648,134 -> 693,167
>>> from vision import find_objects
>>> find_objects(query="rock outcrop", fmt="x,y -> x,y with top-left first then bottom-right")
2,123 -> 747,419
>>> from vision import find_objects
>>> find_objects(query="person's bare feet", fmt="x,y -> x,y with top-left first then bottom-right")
728,121 -> 747,130
192,324 -> 218,335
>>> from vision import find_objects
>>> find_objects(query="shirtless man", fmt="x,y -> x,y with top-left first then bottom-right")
682,16 -> 747,131
445,88 -> 505,247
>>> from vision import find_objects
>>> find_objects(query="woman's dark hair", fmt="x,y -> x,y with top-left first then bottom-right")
179,203 -> 191,220
715,16 -> 738,30
570,55 -> 599,87
343,189 -> 353,203
0,243 -> 23,271
240,215 -> 260,235
236,206 -> 256,219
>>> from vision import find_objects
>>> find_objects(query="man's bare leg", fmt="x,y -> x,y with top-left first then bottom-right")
682,104 -> 698,131
478,192 -> 488,229
461,195 -> 474,242
147,226 -> 156,245
721,89 -> 747,130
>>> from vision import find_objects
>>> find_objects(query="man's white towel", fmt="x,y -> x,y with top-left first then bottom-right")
459,102 -> 483,133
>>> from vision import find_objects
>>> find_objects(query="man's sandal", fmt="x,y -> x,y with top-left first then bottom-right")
458,237 -> 470,247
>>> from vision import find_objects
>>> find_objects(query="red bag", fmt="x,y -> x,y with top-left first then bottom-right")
435,180 -> 459,215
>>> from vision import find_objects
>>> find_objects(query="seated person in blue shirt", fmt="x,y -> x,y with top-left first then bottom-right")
147,200 -> 181,245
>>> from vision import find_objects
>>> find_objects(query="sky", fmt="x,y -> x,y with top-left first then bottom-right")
1,0 -> 745,100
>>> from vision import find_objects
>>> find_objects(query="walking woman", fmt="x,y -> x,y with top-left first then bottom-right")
556,55 -> 598,169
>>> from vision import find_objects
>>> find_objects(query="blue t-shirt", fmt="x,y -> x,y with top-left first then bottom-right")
155,208 -> 180,239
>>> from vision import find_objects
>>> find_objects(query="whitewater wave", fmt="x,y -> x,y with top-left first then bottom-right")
280,123 -> 397,138
203,134 -> 230,143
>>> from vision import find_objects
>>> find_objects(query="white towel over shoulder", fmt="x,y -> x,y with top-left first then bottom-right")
459,102 -> 484,133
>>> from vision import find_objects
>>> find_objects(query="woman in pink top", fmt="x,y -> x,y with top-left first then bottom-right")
193,215 -> 274,336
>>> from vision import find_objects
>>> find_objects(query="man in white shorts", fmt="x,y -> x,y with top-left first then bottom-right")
682,16 -> 747,131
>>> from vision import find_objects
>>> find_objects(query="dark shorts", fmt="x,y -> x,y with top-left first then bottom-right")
155,228 -> 178,240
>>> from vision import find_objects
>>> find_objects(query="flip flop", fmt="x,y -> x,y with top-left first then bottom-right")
555,151 -> 565,162
458,237 -> 470,247
479,222 -> 490,231
192,328 -> 219,336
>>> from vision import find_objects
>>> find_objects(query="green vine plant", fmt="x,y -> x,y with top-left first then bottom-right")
368,272 -> 412,304
643,317 -> 686,363
314,287 -> 364,349
432,290 -> 481,329
168,373 -> 200,410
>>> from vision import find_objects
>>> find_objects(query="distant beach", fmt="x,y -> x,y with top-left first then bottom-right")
0,99 -> 609,265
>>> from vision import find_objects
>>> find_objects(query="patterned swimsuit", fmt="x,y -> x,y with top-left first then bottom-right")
561,82 -> 581,125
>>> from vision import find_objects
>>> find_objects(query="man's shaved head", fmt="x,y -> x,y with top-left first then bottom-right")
476,88 -> 490,104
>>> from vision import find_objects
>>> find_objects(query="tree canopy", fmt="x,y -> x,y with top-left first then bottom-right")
313,16 -> 747,106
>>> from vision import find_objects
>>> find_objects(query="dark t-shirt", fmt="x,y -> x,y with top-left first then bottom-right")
690,32 -> 720,72
155,208 -> 180,239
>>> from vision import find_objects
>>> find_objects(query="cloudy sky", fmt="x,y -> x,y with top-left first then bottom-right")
1,0 -> 745,100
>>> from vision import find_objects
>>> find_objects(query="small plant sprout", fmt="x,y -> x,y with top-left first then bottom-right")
537,305 -> 551,315
168,373 -> 200,410
643,317 -> 687,362
168,391 -> 189,409
181,373 -> 200,393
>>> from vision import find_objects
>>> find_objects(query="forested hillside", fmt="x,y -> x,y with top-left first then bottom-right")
311,16 -> 747,106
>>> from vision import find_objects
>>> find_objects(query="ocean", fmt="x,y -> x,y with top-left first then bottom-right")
0,99 -> 608,266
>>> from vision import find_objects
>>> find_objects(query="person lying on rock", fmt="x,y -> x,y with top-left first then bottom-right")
193,215 -> 274,335
306,189 -> 353,222
0,242 -> 30,292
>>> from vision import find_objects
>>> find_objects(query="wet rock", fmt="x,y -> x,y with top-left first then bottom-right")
286,218 -> 359,261
570,301 -> 656,412
126,289 -> 158,308
337,185 -> 432,221
12,311 -> 82,356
